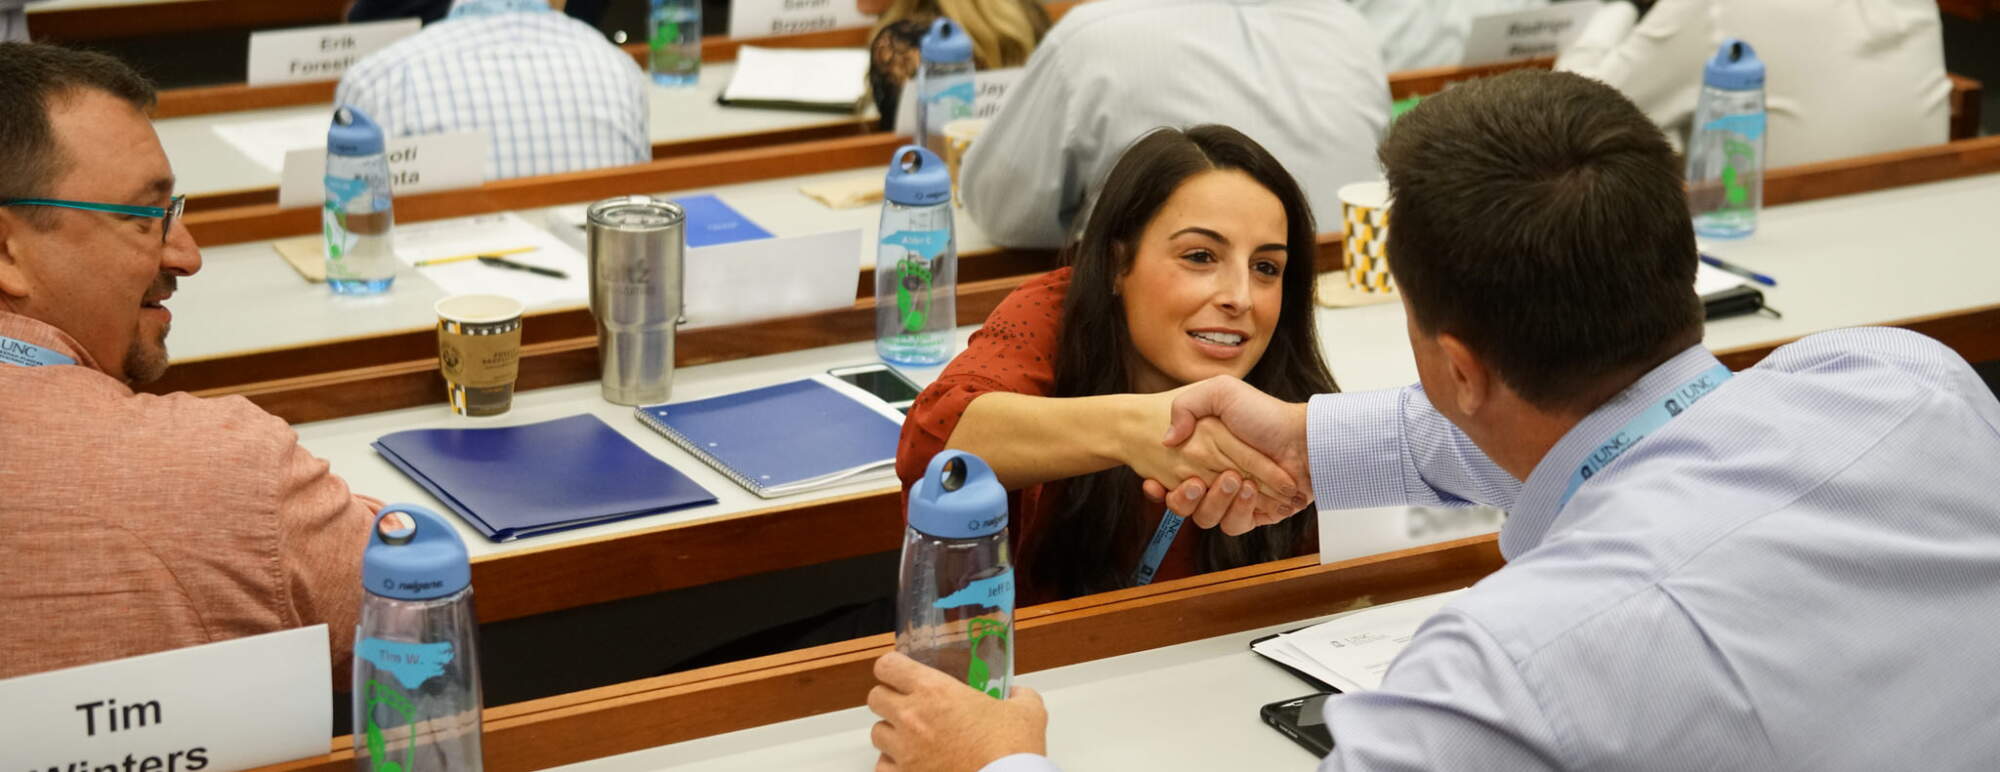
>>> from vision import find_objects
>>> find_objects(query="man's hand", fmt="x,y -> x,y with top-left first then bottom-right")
1155,376 -> 1313,535
1121,389 -> 1298,518
868,652 -> 1048,772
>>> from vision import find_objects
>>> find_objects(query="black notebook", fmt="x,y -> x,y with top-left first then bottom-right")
373,414 -> 717,541
635,377 -> 903,498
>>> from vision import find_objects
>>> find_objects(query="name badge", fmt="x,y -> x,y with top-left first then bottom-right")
0,334 -> 77,367
276,131 -> 491,210
727,0 -> 873,38
0,626 -> 333,772
247,19 -> 422,86
1459,2 -> 1602,66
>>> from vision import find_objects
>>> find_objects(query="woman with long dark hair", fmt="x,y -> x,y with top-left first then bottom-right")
896,124 -> 1338,604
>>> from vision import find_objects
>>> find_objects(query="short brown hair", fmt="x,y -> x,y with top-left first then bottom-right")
1379,69 -> 1702,412
0,42 -> 156,226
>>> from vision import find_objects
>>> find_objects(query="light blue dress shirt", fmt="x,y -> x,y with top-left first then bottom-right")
984,327 -> 2000,770
333,0 -> 650,181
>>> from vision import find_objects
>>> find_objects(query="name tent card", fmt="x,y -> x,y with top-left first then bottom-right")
277,131 -> 490,210
247,18 -> 421,86
1460,1 -> 1602,66
0,626 -> 333,772
893,67 -> 1025,135
727,0 -> 873,38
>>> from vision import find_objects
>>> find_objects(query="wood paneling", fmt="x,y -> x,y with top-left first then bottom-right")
27,0 -> 348,42
250,535 -> 1507,772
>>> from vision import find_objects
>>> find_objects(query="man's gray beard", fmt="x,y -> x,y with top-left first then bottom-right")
124,324 -> 170,384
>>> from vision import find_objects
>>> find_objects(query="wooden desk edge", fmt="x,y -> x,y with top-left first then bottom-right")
252,535 -> 1507,772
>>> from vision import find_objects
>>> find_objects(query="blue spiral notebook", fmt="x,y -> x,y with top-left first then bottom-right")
372,414 -> 717,541
634,376 -> 903,498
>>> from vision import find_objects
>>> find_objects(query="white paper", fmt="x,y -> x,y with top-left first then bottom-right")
684,228 -> 862,329
276,131 -> 490,209
212,113 -> 335,174
892,67 -> 1025,135
1273,590 -> 1467,692
0,626 -> 331,772
1694,262 -> 1747,297
727,0 -> 873,38
396,212 -> 590,309
1460,1 -> 1601,66
721,46 -> 869,107
247,18 -> 421,86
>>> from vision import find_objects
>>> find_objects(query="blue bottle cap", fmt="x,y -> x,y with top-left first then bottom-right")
328,105 -> 386,157
908,450 -> 1008,539
884,145 -> 953,206
362,504 -> 472,601
920,17 -> 973,64
1703,38 -> 1764,91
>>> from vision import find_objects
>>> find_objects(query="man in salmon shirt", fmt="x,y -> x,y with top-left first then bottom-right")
0,42 -> 377,683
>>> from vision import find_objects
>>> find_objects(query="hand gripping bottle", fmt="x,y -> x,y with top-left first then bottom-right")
914,17 -> 974,158
875,145 -> 957,366
1686,38 -> 1766,239
897,450 -> 1013,699
354,505 -> 483,772
324,106 -> 398,294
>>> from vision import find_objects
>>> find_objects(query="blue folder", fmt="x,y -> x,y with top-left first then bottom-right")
372,414 -> 716,541
635,378 -> 902,498
674,194 -> 774,247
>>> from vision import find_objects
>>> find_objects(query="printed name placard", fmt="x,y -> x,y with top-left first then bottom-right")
0,626 -> 332,772
892,67 -> 1025,135
727,0 -> 873,38
1459,1 -> 1602,66
247,18 -> 421,86
276,131 -> 490,210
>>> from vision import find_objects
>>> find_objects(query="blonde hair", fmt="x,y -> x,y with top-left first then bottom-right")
874,0 -> 1050,68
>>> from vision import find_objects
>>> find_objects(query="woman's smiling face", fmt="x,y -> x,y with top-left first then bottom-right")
1116,168 -> 1289,393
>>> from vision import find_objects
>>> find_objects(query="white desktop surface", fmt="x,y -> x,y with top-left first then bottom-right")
171,168 -> 987,363
156,60 -> 870,197
545,614 -> 1355,772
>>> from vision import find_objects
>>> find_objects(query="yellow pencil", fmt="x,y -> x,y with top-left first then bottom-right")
413,246 -> 538,267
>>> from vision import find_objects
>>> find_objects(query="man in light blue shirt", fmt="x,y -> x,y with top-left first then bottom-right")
333,0 -> 649,180
866,69 -> 2000,770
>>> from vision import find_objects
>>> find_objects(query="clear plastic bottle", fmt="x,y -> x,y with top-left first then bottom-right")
324,106 -> 397,295
876,145 -> 957,366
897,450 -> 1013,699
1686,38 -> 1766,239
354,505 -> 483,772
648,0 -> 701,87
914,17 -> 974,160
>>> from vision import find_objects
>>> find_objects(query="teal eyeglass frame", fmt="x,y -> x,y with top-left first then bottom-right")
0,195 -> 186,244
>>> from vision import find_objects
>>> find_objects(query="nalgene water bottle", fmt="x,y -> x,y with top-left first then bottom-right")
876,145 -> 957,366
324,106 -> 397,294
647,0 -> 700,86
914,17 -> 974,158
1686,38 -> 1765,239
354,505 -> 483,772
897,450 -> 1013,699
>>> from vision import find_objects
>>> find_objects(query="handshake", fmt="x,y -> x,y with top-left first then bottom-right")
1130,375 -> 1315,536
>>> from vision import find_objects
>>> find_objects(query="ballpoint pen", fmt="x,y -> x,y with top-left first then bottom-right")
477,255 -> 568,279
412,245 -> 538,267
1699,253 -> 1777,287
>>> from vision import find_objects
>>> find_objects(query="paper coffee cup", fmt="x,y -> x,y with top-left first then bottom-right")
1339,180 -> 1394,294
435,294 -> 525,417
943,118 -> 988,202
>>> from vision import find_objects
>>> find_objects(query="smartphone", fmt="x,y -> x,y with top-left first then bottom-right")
827,363 -> 923,412
1261,692 -> 1339,757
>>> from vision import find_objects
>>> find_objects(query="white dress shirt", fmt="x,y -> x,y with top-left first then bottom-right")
985,327 -> 2000,770
1555,0 -> 1950,167
958,0 -> 1390,249
1346,0 -> 1552,71
333,0 -> 650,180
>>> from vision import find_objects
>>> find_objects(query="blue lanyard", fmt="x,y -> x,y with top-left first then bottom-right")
1554,363 -> 1733,514
1132,509 -> 1186,586
0,334 -> 76,367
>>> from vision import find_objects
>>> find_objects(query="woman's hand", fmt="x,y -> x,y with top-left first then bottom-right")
1118,391 -> 1298,519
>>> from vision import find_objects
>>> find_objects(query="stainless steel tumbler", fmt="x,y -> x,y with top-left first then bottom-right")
587,196 -> 685,406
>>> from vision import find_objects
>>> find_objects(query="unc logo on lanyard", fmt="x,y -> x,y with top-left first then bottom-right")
0,334 -> 77,368
1555,363 -> 1734,514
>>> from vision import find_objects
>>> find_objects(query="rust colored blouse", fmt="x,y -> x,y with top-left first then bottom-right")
896,268 -> 1207,606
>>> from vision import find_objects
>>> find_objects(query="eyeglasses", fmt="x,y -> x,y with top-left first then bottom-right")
0,195 -> 186,244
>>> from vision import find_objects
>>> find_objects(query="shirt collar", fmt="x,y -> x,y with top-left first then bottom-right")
0,309 -> 102,373
1500,343 -> 1725,558
448,0 -> 554,19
